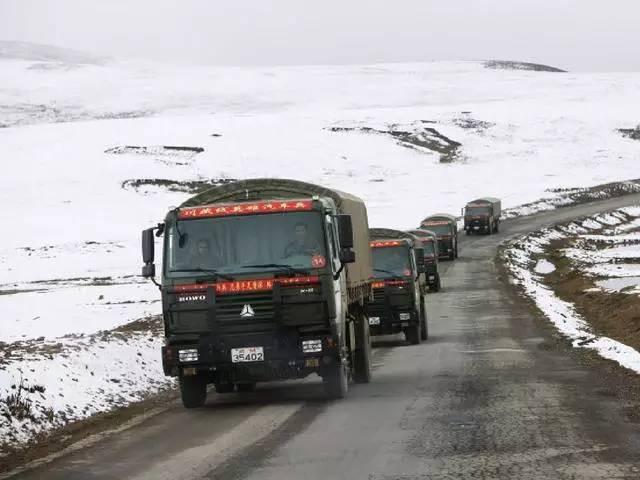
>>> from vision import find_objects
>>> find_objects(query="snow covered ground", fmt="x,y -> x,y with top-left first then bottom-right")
2,44 -> 640,452
504,208 -> 640,375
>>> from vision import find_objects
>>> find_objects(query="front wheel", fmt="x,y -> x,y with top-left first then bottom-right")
353,315 -> 372,384
405,318 -> 421,345
323,362 -> 348,399
180,375 -> 207,409
420,300 -> 429,341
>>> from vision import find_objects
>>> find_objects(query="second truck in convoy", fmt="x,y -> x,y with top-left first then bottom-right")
367,228 -> 428,344
407,229 -> 441,292
141,178 -> 374,407
463,197 -> 502,234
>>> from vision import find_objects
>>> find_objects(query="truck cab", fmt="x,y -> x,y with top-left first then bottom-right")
407,229 -> 441,292
367,229 -> 428,344
141,179 -> 373,407
419,214 -> 459,260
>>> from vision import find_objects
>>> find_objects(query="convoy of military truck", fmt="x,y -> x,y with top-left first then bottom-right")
141,179 -> 501,408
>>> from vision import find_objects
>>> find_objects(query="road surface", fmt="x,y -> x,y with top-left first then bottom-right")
8,194 -> 640,480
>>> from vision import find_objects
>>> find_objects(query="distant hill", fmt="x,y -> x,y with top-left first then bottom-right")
0,40 -> 107,64
485,60 -> 567,73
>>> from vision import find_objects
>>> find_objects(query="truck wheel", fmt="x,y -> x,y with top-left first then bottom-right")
455,242 -> 459,258
324,362 -> 348,399
436,275 -> 442,292
405,314 -> 421,345
236,382 -> 256,393
353,315 -> 372,384
214,383 -> 235,394
420,299 -> 429,341
448,250 -> 455,261
495,221 -> 500,233
180,375 -> 207,409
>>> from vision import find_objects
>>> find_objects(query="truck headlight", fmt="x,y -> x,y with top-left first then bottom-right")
178,348 -> 199,363
302,339 -> 322,353
399,313 -> 411,321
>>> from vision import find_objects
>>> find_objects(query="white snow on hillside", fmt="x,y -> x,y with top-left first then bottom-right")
2,54 -> 640,451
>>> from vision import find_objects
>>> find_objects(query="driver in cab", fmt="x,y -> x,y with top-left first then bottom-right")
190,238 -> 221,269
284,222 -> 321,258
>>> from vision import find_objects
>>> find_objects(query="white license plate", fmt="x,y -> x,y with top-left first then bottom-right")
368,317 -> 381,325
473,226 -> 480,230
231,346 -> 264,363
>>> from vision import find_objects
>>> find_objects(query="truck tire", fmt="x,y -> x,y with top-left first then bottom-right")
353,315 -> 372,384
180,375 -> 207,409
495,221 -> 500,233
214,383 -> 235,394
406,312 -> 421,345
420,299 -> 429,341
435,274 -> 441,292
324,362 -> 348,399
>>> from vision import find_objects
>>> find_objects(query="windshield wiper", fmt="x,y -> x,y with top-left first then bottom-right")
241,264 -> 310,275
373,268 -> 407,279
169,268 -> 234,281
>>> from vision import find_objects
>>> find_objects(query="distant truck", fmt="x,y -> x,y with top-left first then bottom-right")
407,229 -> 441,292
463,197 -> 502,234
419,214 -> 459,260
368,228 -> 428,344
140,178 -> 374,407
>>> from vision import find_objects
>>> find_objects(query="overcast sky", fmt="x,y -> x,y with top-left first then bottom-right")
2,0 -> 639,72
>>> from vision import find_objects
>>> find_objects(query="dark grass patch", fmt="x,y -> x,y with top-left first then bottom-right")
504,178 -> 640,219
619,126 -> 640,141
484,60 -> 567,73
327,124 -> 462,163
121,178 -> 237,194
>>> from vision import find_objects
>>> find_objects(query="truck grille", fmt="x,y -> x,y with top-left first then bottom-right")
215,292 -> 276,335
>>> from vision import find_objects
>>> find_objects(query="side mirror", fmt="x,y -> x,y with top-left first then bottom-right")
141,228 -> 156,278
339,249 -> 356,264
414,248 -> 426,273
336,214 -> 354,249
142,263 -> 156,278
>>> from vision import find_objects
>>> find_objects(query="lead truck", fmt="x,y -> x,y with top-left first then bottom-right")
141,179 -> 374,407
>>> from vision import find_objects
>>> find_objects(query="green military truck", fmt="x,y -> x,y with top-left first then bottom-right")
367,228 -> 428,344
407,229 -> 441,292
141,179 -> 374,407
463,197 -> 502,235
419,214 -> 459,260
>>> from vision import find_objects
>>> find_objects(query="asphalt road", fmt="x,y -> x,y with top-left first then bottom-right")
9,194 -> 640,480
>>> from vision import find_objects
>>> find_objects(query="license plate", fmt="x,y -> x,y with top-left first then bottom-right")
231,346 -> 264,363
474,226 -> 480,230
368,317 -> 381,325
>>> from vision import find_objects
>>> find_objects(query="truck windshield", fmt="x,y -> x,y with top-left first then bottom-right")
466,206 -> 490,215
422,241 -> 436,255
165,211 -> 327,278
372,246 -> 412,279
421,224 -> 451,236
